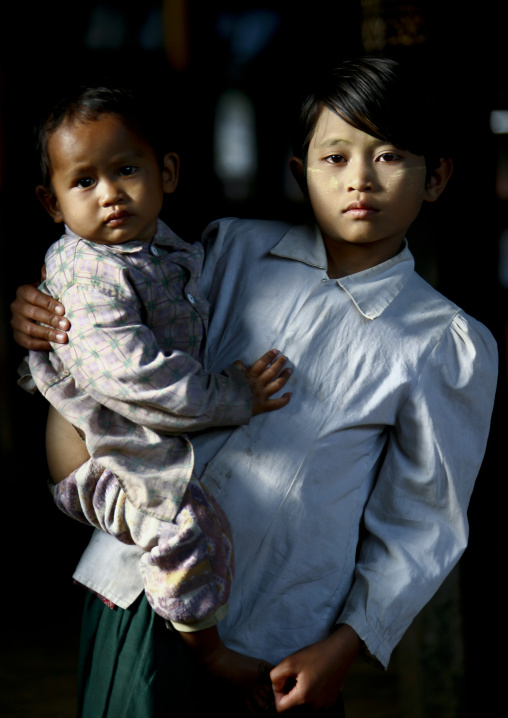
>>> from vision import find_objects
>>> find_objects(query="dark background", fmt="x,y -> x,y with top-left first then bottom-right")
0,2 -> 505,716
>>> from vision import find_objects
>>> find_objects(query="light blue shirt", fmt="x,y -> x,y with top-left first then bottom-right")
73,219 -> 497,667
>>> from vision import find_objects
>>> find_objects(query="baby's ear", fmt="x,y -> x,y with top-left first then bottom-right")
36,186 -> 64,223
162,153 -> 180,194
424,158 -> 453,203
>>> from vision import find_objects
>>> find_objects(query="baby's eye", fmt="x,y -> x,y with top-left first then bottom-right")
118,166 -> 136,176
325,154 -> 347,164
378,152 -> 401,163
76,177 -> 95,188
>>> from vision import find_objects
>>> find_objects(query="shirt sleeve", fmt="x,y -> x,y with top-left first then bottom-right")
55,282 -> 252,434
337,312 -> 498,668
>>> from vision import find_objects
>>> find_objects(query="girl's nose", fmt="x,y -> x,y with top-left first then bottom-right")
346,159 -> 375,192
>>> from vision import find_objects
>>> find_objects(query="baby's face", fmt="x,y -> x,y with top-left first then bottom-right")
304,107 -> 429,270
44,114 -> 168,244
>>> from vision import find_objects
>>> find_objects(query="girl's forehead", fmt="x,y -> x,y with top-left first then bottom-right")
309,108 -> 381,150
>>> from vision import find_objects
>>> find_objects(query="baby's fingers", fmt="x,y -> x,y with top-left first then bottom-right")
251,354 -> 290,387
262,354 -> 288,382
248,349 -> 280,377
263,367 -> 292,396
261,392 -> 292,413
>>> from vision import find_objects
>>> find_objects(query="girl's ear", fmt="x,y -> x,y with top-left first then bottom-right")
424,158 -> 453,203
162,153 -> 180,194
36,186 -> 64,223
289,156 -> 308,197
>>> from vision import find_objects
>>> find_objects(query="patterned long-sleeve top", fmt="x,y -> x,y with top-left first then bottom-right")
25,220 -> 252,521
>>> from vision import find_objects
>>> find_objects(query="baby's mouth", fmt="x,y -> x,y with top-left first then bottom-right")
105,210 -> 132,226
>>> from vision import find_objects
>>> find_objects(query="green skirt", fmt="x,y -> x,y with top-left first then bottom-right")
77,592 -> 202,718
77,591 -> 346,717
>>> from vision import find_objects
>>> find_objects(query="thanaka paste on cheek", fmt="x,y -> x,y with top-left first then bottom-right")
384,165 -> 426,195
306,167 -> 339,194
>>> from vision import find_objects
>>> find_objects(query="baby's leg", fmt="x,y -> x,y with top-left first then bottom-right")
178,625 -> 274,711
140,481 -> 274,709
53,457 -> 275,707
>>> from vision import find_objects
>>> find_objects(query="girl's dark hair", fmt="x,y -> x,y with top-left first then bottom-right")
293,57 -> 449,179
37,86 -> 168,187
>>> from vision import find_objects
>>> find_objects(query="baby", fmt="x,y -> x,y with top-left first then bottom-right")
24,85 -> 291,699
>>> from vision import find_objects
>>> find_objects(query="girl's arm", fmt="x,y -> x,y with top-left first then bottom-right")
11,282 -> 69,351
337,312 -> 498,668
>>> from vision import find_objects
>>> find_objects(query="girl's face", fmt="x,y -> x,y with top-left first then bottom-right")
300,107 -> 440,277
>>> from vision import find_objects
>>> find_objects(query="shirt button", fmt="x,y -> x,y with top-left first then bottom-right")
187,293 -> 196,304
150,245 -> 159,256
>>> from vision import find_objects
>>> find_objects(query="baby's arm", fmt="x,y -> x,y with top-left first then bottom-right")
27,267 -> 292,519
44,282 -> 287,435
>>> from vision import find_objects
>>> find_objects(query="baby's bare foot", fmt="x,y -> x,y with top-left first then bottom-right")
179,626 -> 275,713
203,646 -> 275,713
246,662 -> 276,715
203,644 -> 266,685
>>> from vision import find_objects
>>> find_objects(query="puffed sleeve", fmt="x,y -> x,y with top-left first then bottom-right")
338,312 -> 498,668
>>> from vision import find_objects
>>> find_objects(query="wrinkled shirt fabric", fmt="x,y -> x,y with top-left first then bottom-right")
56,219 -> 497,667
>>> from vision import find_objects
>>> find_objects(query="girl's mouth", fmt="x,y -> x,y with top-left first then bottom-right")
343,202 -> 379,218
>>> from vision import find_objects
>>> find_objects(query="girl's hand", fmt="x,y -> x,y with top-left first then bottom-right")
270,625 -> 361,712
10,279 -> 70,350
234,350 -> 292,416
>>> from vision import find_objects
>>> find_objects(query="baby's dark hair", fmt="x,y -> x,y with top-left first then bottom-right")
37,85 -> 168,187
293,57 -> 449,181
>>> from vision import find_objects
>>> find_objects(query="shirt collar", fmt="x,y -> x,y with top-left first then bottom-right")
270,224 -> 415,320
64,219 -> 187,255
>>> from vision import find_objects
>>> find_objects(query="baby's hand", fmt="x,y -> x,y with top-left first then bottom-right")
235,350 -> 292,416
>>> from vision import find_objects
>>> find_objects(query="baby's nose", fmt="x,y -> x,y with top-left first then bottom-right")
100,179 -> 124,205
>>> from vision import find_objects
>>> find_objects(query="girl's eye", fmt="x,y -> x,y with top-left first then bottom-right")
76,178 -> 95,188
378,152 -> 401,162
326,155 -> 347,164
119,166 -> 136,176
